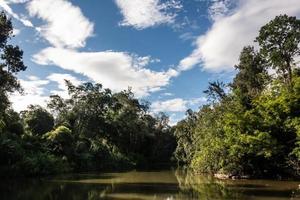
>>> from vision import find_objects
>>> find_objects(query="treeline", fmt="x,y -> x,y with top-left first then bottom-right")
174,15 -> 300,178
0,12 -> 175,176
1,11 -> 300,179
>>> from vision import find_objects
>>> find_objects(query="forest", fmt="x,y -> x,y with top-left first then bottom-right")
174,15 -> 300,178
0,12 -> 299,178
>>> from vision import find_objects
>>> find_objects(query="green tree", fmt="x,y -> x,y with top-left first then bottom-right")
0,12 -> 26,114
231,46 -> 269,108
44,126 -> 74,157
256,14 -> 300,86
204,81 -> 227,103
3,109 -> 24,135
174,109 -> 198,165
177,15 -> 300,178
22,105 -> 54,136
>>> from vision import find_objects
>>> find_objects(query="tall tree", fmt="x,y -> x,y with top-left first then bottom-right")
0,12 -> 26,113
256,14 -> 300,86
204,81 -> 227,103
231,46 -> 268,108
22,105 -> 54,136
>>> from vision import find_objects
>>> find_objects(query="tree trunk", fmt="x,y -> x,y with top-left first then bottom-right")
288,65 -> 292,85
287,60 -> 293,88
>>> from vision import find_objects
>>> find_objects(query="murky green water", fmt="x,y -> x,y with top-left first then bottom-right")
1,170 -> 299,200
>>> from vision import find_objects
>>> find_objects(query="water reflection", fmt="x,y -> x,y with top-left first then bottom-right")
0,170 -> 299,200
175,170 -> 300,200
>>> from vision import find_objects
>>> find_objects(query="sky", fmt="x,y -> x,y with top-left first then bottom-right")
1,0 -> 300,125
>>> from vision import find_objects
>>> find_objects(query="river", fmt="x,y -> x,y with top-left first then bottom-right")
1,170 -> 299,200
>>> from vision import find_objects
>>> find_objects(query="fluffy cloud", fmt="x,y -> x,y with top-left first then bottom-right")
33,47 -> 179,97
179,0 -> 300,72
163,92 -> 173,96
1,0 -> 94,46
168,113 -> 185,126
10,73 -> 82,112
115,0 -> 182,29
151,97 -> 206,113
208,0 -> 231,21
10,76 -> 49,112
0,0 -> 33,27
13,28 -> 20,35
47,73 -> 82,98
3,0 -> 178,97
6,0 -> 30,3
27,0 -> 94,48
151,98 -> 187,112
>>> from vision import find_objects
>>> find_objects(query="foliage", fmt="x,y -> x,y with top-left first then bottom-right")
204,81 -> 227,103
231,46 -> 269,108
256,14 -> 300,85
174,109 -> 198,165
0,12 -> 175,176
175,15 -> 300,178
46,82 -> 176,171
22,105 -> 54,136
0,11 -> 26,114
21,152 -> 70,176
1,12 -> 300,179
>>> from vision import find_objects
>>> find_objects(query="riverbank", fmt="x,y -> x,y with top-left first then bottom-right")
214,173 -> 250,180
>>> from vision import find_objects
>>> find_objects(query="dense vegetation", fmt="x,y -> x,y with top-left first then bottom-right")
174,15 -> 300,178
1,12 -> 299,179
0,12 -> 175,176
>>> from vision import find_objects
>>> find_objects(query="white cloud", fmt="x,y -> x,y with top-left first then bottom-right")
168,113 -> 184,126
188,97 -> 207,105
27,0 -> 94,48
47,73 -> 82,98
115,0 -> 182,29
152,98 -> 187,112
24,0 -> 178,97
7,0 -> 30,3
10,76 -> 49,112
1,0 -> 94,48
47,73 -> 82,90
10,73 -> 84,111
163,92 -> 174,96
179,0 -> 300,72
208,0 -> 231,21
151,97 -> 206,113
0,0 -> 33,27
4,0 -> 180,100
12,28 -> 20,35
179,32 -> 196,41
33,47 -> 179,97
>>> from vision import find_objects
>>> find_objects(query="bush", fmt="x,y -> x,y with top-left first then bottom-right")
21,152 -> 71,176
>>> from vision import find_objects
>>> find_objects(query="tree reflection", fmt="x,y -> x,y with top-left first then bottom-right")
174,169 -> 300,200
174,169 -> 242,199
1,171 -> 299,200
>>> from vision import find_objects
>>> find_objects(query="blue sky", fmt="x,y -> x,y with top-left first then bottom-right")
1,0 -> 300,124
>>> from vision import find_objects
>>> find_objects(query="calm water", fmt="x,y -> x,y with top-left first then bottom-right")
1,170 -> 299,200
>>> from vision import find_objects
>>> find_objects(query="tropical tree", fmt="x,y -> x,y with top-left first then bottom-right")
22,105 -> 54,136
256,14 -> 300,86
231,46 -> 269,108
0,11 -> 26,117
203,81 -> 227,103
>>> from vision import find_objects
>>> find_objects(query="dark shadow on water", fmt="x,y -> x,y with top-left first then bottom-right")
241,189 -> 300,198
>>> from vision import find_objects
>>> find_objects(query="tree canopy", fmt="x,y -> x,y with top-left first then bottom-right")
0,12 -> 26,114
256,14 -> 300,86
175,14 -> 300,178
0,12 -> 299,178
